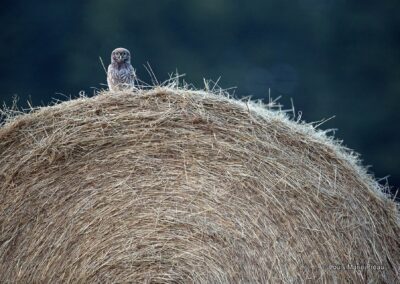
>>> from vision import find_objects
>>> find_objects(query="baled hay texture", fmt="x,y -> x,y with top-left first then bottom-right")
0,87 -> 399,283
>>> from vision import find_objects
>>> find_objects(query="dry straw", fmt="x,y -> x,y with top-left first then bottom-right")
0,83 -> 399,283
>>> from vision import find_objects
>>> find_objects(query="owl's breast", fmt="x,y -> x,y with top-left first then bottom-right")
108,63 -> 134,88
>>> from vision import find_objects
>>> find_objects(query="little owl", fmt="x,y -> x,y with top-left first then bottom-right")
107,47 -> 136,91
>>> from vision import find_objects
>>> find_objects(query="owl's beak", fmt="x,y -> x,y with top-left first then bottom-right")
117,55 -> 122,61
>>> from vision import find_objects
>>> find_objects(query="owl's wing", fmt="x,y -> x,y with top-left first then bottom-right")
107,64 -> 114,75
128,64 -> 136,80
107,64 -> 114,90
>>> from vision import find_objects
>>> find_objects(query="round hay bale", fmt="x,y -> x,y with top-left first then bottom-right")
0,87 -> 399,283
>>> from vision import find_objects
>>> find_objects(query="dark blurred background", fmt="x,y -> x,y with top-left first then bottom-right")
0,0 -> 399,200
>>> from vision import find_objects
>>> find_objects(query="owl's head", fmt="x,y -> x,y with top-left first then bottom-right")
111,47 -> 131,64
